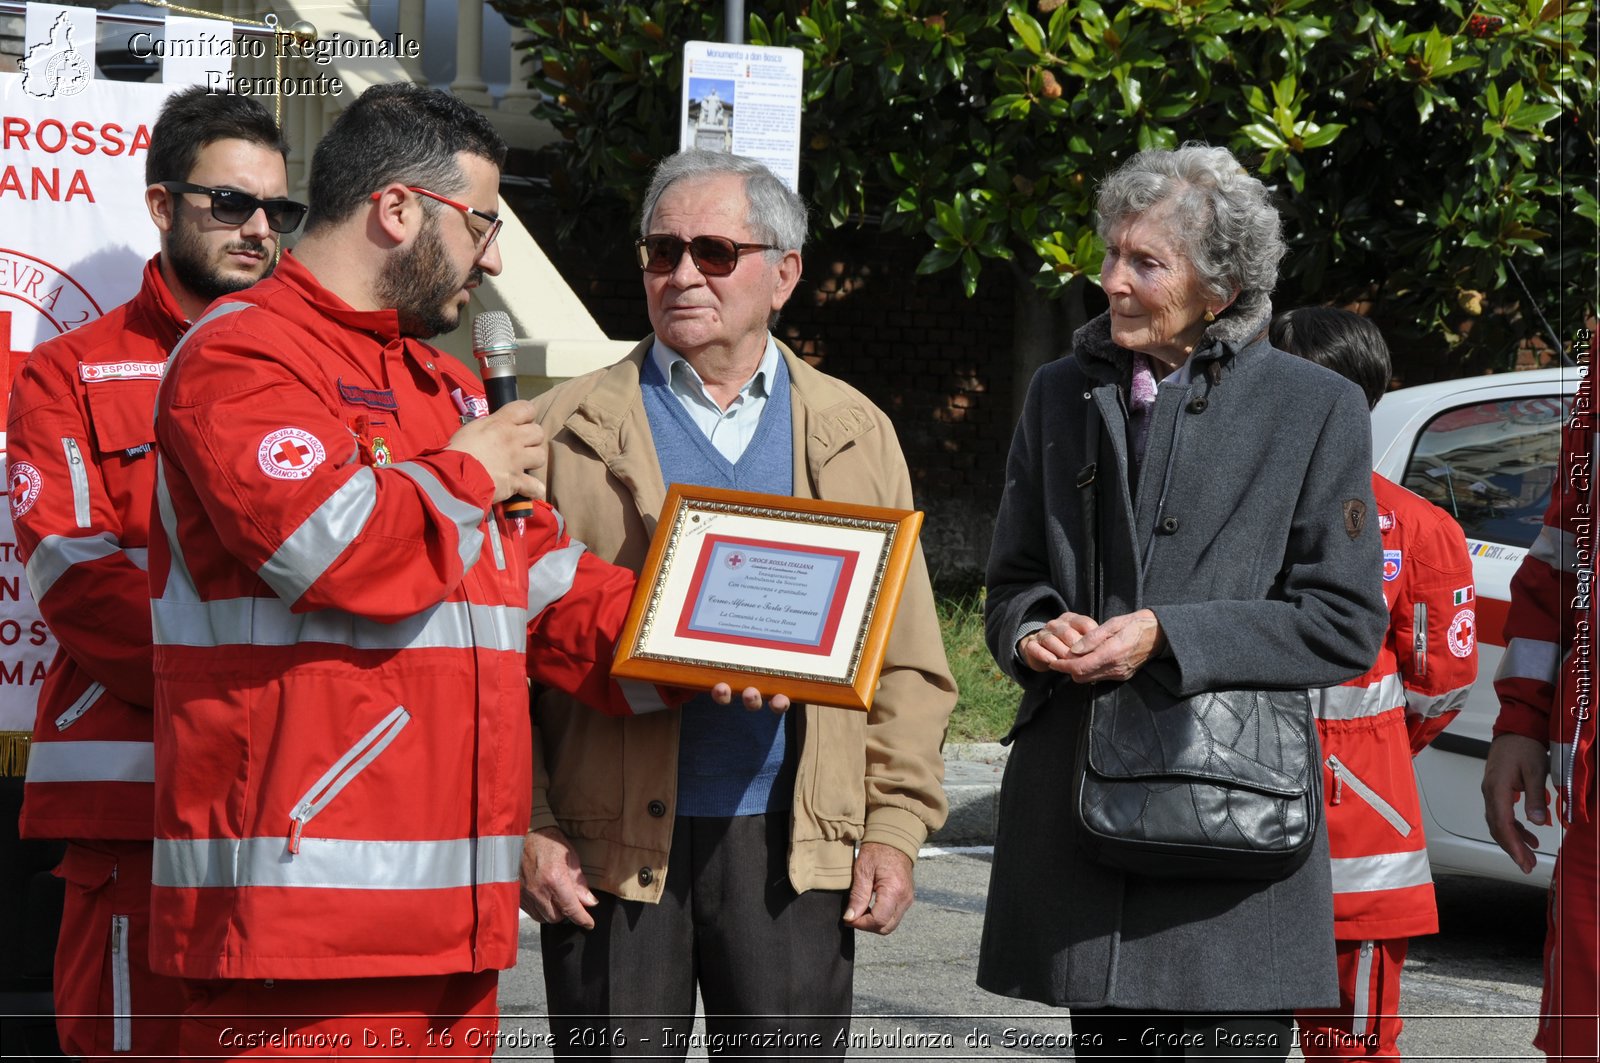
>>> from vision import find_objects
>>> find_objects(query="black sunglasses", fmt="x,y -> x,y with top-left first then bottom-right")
161,182 -> 308,234
635,234 -> 781,277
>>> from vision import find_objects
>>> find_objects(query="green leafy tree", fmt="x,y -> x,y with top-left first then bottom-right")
504,0 -> 1596,412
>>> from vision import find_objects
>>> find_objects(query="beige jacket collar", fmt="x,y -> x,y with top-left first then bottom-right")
561,336 -> 878,522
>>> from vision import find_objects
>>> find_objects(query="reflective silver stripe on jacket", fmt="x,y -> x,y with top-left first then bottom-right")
387,461 -> 486,574
25,741 -> 155,784
164,301 -> 252,369
528,541 -> 585,618
152,833 -> 525,890
1496,637 -> 1561,684
1405,683 -> 1472,720
25,532 -> 123,602
1312,673 -> 1404,721
63,437 -> 90,528
1529,524 -> 1578,573
257,468 -> 376,604
156,461 -> 526,651
152,595 -> 528,652
154,460 -> 200,606
618,678 -> 670,715
1328,849 -> 1432,894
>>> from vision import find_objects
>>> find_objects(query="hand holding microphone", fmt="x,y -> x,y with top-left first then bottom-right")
445,311 -> 542,513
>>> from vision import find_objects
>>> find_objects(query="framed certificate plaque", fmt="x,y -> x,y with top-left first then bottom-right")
610,485 -> 924,711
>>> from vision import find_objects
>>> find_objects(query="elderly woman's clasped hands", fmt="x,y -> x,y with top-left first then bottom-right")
1016,608 -> 1167,682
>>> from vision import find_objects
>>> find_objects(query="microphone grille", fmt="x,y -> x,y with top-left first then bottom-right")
473,310 -> 516,352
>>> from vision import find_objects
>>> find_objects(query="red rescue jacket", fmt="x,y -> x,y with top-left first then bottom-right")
1315,473 -> 1477,939
1495,370 -> 1595,822
149,253 -> 654,980
12,256 -> 183,840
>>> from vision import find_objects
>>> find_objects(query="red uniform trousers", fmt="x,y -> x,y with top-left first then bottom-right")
52,840 -> 186,1060
176,970 -> 499,1060
1538,798 -> 1600,1061
1296,939 -> 1407,1060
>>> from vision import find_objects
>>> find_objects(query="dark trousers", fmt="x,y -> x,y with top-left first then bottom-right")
1069,1009 -> 1293,1061
541,814 -> 853,1061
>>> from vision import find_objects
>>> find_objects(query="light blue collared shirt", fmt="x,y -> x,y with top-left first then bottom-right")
648,337 -> 782,464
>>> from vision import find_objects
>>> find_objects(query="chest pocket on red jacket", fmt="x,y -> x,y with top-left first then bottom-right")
84,380 -> 160,458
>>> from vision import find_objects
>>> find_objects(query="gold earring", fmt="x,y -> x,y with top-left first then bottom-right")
1204,310 -> 1216,323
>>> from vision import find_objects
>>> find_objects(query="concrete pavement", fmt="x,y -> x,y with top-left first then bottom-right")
931,743 -> 1007,846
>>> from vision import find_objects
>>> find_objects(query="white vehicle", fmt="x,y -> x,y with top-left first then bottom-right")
1370,366 -> 1579,889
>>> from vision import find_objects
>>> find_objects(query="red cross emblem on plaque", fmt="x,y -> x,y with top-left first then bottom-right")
258,428 -> 327,481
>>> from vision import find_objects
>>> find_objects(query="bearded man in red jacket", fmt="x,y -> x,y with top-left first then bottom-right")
144,84 -> 748,1061
10,87 -> 302,1061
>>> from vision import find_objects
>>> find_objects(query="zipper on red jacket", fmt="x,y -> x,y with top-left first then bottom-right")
1351,939 -> 1375,1038
54,681 -> 106,731
110,914 -> 131,1051
1325,755 -> 1412,836
287,706 -> 411,855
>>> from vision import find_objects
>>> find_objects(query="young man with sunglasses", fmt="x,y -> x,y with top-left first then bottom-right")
525,149 -> 956,1057
7,86 -> 300,1061
144,83 -> 702,1060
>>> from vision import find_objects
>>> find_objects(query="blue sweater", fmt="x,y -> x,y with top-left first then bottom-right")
641,355 -> 796,816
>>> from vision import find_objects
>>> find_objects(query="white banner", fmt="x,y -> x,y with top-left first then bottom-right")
0,311 -> 56,738
1,4 -> 184,740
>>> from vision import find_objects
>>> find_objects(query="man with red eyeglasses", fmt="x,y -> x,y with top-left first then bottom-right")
8,87 -> 300,1061
524,150 -> 956,1058
143,84 -> 724,1060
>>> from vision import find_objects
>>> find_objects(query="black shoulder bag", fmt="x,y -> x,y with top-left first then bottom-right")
1069,391 -> 1322,881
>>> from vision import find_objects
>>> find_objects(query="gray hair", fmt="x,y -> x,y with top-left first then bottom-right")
639,150 -> 807,260
1095,143 -> 1284,322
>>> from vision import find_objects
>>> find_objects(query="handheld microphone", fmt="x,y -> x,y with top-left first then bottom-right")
471,310 -> 534,519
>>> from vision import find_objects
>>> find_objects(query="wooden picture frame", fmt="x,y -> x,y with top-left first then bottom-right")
610,485 -> 924,711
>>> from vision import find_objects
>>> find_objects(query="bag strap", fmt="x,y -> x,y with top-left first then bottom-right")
1076,392 -> 1101,618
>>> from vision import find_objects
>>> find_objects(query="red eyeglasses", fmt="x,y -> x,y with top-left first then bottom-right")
370,186 -> 503,249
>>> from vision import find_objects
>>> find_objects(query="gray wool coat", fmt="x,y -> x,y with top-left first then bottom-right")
978,305 -> 1390,1012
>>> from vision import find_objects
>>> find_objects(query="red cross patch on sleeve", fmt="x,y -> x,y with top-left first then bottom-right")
257,428 -> 327,481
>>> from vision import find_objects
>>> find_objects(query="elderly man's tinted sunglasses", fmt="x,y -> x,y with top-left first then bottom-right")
160,182 -> 308,234
635,234 -> 780,277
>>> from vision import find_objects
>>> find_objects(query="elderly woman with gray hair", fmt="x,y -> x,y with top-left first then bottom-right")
979,144 -> 1389,1058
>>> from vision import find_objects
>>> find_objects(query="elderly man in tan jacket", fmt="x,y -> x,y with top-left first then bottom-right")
521,150 -> 955,1058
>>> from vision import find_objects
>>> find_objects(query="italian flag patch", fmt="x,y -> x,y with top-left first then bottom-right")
1453,586 -> 1474,606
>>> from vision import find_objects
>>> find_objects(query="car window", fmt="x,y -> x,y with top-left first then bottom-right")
1401,395 -> 1572,548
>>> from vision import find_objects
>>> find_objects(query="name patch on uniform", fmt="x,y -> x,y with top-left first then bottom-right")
8,461 -> 42,517
1447,608 -> 1476,658
1383,549 -> 1403,582
450,387 -> 489,420
337,379 -> 399,411
79,361 -> 166,382
258,428 -> 327,481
